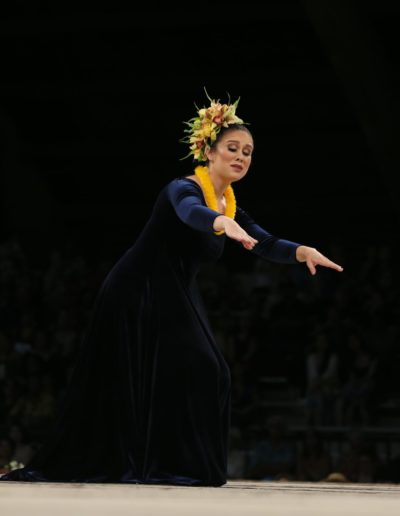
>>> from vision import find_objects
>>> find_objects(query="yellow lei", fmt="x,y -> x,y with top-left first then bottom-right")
194,165 -> 236,236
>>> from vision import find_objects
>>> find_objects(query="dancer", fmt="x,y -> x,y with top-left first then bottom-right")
0,92 -> 343,486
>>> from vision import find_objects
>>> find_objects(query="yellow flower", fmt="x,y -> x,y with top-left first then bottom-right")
180,90 -> 248,162
202,124 -> 213,138
194,165 -> 236,235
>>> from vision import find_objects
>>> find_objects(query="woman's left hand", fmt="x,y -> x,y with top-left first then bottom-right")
296,245 -> 343,275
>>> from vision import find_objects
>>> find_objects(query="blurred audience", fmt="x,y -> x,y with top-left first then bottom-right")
296,428 -> 332,481
0,437 -> 14,470
305,332 -> 340,426
0,237 -> 399,481
245,415 -> 296,480
340,333 -> 376,426
7,422 -> 34,465
336,429 -> 379,483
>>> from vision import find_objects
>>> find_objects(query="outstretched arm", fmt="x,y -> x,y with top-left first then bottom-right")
214,206 -> 343,273
234,206 -> 301,264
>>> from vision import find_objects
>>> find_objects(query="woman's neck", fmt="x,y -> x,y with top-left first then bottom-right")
208,165 -> 230,199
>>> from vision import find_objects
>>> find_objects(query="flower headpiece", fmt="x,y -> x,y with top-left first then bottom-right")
180,89 -> 246,162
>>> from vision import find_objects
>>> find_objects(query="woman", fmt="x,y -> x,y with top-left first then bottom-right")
0,93 -> 342,486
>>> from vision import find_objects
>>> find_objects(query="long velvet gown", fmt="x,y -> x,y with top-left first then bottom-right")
0,177 -> 301,486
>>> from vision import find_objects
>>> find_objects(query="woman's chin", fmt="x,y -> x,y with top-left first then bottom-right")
229,171 -> 247,182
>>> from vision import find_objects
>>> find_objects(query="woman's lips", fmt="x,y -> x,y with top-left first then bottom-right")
231,164 -> 243,171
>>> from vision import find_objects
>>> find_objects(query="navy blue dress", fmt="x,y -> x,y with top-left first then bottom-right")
0,177 -> 301,486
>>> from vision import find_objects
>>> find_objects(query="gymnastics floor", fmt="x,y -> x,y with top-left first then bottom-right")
1,480 -> 399,515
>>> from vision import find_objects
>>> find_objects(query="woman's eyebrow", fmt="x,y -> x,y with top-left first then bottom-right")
226,139 -> 253,148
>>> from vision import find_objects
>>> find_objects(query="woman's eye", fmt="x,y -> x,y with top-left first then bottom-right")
228,146 -> 252,156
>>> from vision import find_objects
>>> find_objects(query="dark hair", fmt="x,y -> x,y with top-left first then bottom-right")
211,123 -> 253,149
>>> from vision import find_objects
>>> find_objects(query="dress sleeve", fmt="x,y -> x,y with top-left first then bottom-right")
167,179 -> 220,232
235,206 -> 302,264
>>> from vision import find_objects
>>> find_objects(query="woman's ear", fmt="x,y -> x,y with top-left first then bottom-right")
205,146 -> 214,162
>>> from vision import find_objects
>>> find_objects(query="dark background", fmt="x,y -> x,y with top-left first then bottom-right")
1,0 -> 400,482
2,0 -> 400,254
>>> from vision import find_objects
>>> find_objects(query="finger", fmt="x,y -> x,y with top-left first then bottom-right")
247,240 -> 258,248
245,238 -> 256,246
243,240 -> 255,249
307,260 -> 317,275
242,239 -> 255,250
319,258 -> 343,272
238,233 -> 255,244
238,230 -> 257,243
329,261 -> 343,272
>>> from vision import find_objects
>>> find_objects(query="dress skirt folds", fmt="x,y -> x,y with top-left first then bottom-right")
0,177 -> 300,486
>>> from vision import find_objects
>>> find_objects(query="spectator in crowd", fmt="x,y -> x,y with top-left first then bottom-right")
1,379 -> 25,424
341,333 -> 376,426
336,429 -> 379,483
296,428 -> 332,481
18,375 -> 55,434
230,362 -> 259,430
227,426 -> 247,479
8,422 -> 34,466
305,332 -> 339,426
245,415 -> 296,480
382,454 -> 400,483
0,436 -> 14,470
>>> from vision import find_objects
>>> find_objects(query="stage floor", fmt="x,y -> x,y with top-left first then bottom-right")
1,480 -> 399,515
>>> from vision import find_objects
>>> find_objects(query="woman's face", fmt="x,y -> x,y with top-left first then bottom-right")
206,129 -> 254,183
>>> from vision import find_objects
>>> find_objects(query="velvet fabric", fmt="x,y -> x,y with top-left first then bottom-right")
0,177 -> 301,486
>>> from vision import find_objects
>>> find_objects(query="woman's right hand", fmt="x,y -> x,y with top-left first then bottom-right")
213,216 -> 258,250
